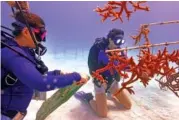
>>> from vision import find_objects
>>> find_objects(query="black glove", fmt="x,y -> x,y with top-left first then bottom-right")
36,59 -> 48,74
93,79 -> 103,88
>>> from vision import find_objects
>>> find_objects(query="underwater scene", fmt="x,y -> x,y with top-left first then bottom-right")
1,1 -> 179,120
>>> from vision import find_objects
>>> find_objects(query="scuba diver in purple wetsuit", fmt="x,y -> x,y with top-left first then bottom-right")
1,2 -> 88,120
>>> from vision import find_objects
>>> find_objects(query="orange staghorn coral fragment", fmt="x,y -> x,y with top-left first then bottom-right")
94,1 -> 150,23
131,25 -> 150,45
7,1 -> 30,11
129,1 -> 150,11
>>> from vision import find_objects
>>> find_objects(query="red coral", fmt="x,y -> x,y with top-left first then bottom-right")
94,1 -> 150,22
131,25 -> 150,45
92,47 -> 179,98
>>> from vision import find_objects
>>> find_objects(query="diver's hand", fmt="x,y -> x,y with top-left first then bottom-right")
75,73 -> 90,85
60,72 -> 90,85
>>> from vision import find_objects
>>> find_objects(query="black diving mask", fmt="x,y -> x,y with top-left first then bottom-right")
112,34 -> 125,47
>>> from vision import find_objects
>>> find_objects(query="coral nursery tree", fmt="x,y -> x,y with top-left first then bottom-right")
93,1 -> 179,98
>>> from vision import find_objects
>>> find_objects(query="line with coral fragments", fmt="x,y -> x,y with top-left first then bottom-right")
106,41 -> 179,53
143,20 -> 179,27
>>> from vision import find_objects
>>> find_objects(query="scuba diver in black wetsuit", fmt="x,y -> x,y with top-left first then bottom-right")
75,28 -> 132,117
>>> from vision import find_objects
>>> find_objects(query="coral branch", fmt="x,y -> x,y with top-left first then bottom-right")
94,1 -> 149,22
93,46 -> 179,98
156,68 -> 179,97
129,1 -> 150,11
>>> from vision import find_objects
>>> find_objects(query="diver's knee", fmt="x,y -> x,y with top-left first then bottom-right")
99,114 -> 108,118
97,111 -> 108,118
124,101 -> 132,109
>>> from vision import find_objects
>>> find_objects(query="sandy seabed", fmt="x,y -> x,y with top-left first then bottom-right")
24,52 -> 179,120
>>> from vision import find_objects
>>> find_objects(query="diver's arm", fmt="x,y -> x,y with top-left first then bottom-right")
2,47 -> 81,91
46,70 -> 61,76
